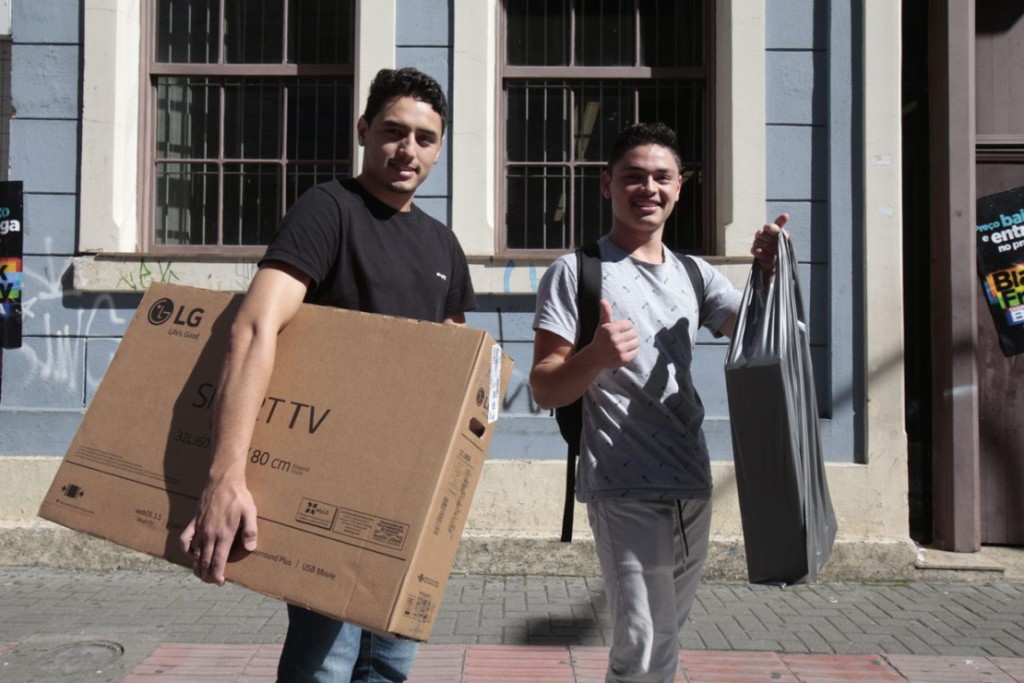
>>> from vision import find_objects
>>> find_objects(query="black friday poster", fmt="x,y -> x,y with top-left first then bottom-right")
977,185 -> 1024,357
0,181 -> 23,349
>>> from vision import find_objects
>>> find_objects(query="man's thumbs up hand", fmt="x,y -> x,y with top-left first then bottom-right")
588,299 -> 639,369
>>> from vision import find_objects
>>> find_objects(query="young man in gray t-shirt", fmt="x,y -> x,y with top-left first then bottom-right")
531,122 -> 786,683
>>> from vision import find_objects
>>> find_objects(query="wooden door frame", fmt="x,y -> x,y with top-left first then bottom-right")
927,0 -> 982,551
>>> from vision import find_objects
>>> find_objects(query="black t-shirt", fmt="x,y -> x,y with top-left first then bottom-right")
260,178 -> 477,322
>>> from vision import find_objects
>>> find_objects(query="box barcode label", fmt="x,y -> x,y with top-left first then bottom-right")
403,591 -> 435,626
488,344 -> 502,423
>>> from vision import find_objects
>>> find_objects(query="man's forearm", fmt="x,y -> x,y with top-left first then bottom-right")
206,321 -> 280,483
530,343 -> 606,409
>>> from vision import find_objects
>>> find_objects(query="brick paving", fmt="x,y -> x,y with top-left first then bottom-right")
0,567 -> 1022,681
118,646 -> 1024,682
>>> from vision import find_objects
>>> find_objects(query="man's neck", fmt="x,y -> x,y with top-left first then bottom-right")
607,225 -> 665,264
353,174 -> 415,212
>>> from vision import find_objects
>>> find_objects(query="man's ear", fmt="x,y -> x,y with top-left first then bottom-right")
356,116 -> 368,146
600,171 -> 612,199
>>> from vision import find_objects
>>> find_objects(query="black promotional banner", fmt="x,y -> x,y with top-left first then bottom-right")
0,181 -> 23,349
977,185 -> 1024,357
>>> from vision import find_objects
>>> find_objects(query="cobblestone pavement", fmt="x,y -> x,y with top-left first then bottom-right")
0,567 -> 1022,681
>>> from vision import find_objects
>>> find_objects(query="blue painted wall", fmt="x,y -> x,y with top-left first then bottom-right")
484,0 -> 861,462
0,1 -> 859,465
1,1 -> 140,454
765,0 -> 860,461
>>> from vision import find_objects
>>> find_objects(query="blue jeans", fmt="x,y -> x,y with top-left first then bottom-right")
276,605 -> 419,682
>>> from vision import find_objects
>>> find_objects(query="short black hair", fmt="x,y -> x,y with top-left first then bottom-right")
362,67 -> 448,134
606,122 -> 683,173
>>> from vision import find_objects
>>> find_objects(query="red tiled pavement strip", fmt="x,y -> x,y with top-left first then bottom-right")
121,644 -> 280,682
122,644 -> 1024,682
883,654 -> 1022,682
463,645 -> 575,682
567,647 -> 620,683
778,654 -> 903,682
679,651 -> 798,682
404,644 -> 467,682
997,659 -> 1024,681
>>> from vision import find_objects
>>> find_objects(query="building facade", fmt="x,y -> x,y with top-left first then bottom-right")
0,1 -> 920,577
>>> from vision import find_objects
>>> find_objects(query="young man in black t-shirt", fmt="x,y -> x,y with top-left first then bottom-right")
179,68 -> 475,683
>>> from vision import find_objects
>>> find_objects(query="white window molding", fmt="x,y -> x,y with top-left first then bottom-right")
451,0 -> 767,294
861,1 -> 906,467
79,0 -> 141,254
0,0 -> 12,37
451,0 -> 497,258
354,0 -> 397,173
717,0 -> 767,258
75,0 -> 396,290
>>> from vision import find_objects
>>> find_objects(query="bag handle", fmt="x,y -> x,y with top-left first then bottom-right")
765,230 -> 804,354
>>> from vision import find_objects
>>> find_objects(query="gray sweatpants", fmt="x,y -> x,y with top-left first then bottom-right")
587,497 -> 712,683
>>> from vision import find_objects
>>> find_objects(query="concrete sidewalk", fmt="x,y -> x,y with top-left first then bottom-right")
0,566 -> 1022,682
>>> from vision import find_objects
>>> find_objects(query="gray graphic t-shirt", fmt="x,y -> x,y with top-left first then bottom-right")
533,237 -> 741,502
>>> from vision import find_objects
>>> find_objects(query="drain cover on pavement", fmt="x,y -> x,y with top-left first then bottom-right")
34,641 -> 125,675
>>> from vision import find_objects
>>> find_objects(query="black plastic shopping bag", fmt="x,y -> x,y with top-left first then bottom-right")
724,232 -> 837,585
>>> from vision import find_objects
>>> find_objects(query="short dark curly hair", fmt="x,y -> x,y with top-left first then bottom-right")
606,122 -> 683,173
362,67 -> 449,134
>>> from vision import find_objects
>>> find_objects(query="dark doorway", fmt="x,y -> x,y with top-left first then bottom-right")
974,1 -> 1024,545
902,0 -> 933,544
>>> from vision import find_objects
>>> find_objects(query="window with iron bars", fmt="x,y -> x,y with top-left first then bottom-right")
144,0 -> 354,250
500,0 -> 712,254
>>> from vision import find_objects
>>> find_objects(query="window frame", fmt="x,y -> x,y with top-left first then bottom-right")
495,0 -> 716,258
76,0 -> 395,261
74,0 -> 766,294
137,0 -> 356,255
451,0 -> 766,288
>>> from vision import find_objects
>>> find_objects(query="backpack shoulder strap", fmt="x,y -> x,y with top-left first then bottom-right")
576,241 -> 603,347
679,253 -> 707,329
556,241 -> 602,542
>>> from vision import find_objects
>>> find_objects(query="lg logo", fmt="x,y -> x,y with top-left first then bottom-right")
148,298 -> 204,328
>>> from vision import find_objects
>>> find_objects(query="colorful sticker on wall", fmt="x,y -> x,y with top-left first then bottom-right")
0,181 -> 23,349
977,185 -> 1024,356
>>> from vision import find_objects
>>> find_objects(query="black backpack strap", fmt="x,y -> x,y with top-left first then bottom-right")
680,254 -> 707,328
557,241 -> 602,542
559,442 -> 577,542
577,241 -> 603,355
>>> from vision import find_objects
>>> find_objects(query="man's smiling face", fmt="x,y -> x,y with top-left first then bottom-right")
356,95 -> 443,211
601,144 -> 683,235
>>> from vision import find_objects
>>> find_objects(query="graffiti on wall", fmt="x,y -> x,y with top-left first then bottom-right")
17,247 -> 132,394
502,260 -> 541,294
93,257 -> 545,296
15,252 -> 549,408
111,259 -> 260,293
115,260 -> 181,291
501,366 -> 544,415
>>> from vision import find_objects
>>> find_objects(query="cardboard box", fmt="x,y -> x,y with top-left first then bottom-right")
39,283 -> 513,641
